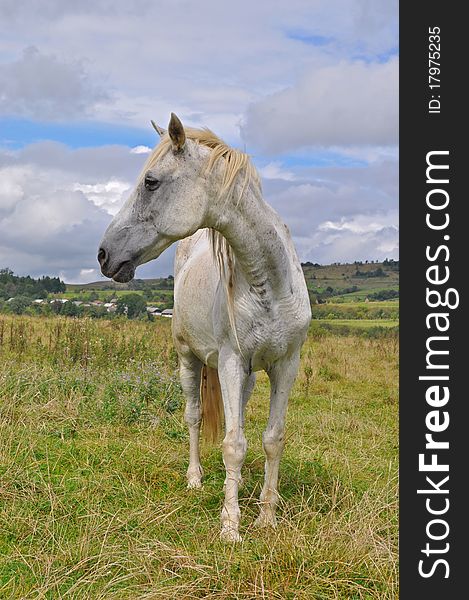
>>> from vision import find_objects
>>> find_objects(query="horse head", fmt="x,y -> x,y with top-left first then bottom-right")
98,113 -> 210,282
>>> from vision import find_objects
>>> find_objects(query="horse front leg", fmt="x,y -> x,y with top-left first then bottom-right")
255,350 -> 301,528
217,347 -> 249,542
179,352 -> 204,489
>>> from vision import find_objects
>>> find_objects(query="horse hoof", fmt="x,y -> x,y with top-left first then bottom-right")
187,478 -> 203,489
220,526 -> 242,542
254,512 -> 277,529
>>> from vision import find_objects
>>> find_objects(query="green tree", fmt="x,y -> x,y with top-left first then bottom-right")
62,301 -> 81,317
116,293 -> 147,319
7,296 -> 31,315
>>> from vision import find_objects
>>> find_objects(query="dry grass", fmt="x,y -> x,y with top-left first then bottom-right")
0,315 -> 398,598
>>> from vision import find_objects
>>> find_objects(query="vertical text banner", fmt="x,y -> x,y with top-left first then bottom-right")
400,1 -> 466,597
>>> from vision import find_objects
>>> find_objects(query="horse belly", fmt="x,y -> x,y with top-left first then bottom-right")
235,293 -> 310,372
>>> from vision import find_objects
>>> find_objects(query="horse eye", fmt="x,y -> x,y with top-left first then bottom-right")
144,175 -> 160,191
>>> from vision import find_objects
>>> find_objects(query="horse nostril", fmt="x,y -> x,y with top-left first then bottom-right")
98,247 -> 107,267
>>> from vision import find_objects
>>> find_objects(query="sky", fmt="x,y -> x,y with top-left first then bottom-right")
0,0 -> 398,283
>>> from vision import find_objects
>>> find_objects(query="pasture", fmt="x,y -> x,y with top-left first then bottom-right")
0,315 -> 398,598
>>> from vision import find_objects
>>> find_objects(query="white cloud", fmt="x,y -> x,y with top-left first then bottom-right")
0,46 -> 108,120
262,159 -> 398,264
72,180 -> 131,215
0,1 -> 397,144
303,225 -> 399,264
130,145 -> 152,154
319,211 -> 398,234
0,168 -> 24,213
259,162 -> 296,181
327,145 -> 399,163
62,267 -> 101,285
242,58 -> 398,153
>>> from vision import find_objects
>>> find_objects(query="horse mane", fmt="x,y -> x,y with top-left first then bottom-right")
141,127 -> 261,352
140,126 -> 260,196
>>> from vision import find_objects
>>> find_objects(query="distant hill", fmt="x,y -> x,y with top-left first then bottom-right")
300,259 -> 399,302
65,260 -> 399,304
66,276 -> 174,292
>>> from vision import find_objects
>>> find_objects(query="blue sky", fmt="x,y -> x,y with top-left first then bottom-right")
0,118 -> 156,150
0,0 -> 398,283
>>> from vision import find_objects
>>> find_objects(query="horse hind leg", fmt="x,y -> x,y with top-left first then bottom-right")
179,352 -> 204,489
255,352 -> 300,528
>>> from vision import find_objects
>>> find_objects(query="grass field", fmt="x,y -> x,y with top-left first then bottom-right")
0,315 -> 398,599
326,319 -> 397,327
311,302 -> 398,323
311,319 -> 399,337
328,291 -> 399,303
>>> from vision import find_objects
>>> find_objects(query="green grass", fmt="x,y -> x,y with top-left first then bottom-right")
318,319 -> 398,329
311,301 -> 398,322
329,291 -> 399,303
0,315 -> 398,598
321,301 -> 399,310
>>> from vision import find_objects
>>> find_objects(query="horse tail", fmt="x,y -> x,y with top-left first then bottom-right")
200,365 -> 224,442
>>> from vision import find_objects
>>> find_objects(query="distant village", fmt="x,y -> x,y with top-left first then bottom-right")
0,269 -> 175,318
5,296 -> 173,318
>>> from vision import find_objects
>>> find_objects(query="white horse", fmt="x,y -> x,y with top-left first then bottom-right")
98,114 -> 311,541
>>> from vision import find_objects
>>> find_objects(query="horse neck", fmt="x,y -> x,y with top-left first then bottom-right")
208,181 -> 293,299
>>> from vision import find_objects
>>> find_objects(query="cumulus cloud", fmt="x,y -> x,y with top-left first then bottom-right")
0,47 -> 108,120
72,180 -> 131,215
130,145 -> 152,154
262,159 -> 398,263
319,211 -> 398,234
242,58 -> 398,153
259,162 -> 296,181
0,1 -> 397,140
303,224 -> 398,265
0,169 -> 24,214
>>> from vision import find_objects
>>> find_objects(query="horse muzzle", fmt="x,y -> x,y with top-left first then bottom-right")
98,247 -> 136,283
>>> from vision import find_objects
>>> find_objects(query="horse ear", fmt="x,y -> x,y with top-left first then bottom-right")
168,113 -> 185,152
151,120 -> 166,137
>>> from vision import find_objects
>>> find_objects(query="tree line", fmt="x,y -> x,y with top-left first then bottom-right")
0,268 -> 66,300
